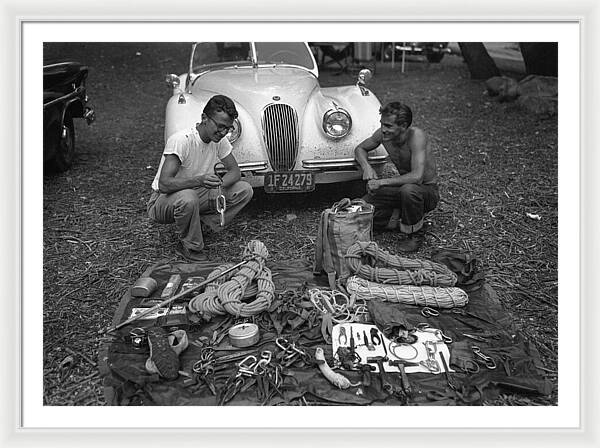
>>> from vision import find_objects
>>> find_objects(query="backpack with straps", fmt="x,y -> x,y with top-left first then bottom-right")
313,198 -> 374,290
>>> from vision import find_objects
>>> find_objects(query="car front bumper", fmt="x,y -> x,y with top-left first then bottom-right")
236,154 -> 388,188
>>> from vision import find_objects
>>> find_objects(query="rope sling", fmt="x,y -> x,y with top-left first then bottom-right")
188,240 -> 275,319
346,275 -> 469,308
344,241 -> 458,287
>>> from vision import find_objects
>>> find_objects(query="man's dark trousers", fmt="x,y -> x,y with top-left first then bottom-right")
362,183 -> 439,233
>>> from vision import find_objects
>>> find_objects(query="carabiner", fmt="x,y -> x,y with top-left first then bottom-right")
216,193 -> 226,214
192,359 -> 205,374
338,326 -> 348,346
472,346 -> 497,369
275,337 -> 291,352
434,329 -> 453,344
415,322 -> 431,331
260,350 -> 272,363
421,306 -> 440,317
238,355 -> 258,371
253,359 -> 270,375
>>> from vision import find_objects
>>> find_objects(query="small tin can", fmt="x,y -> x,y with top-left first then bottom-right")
131,277 -> 158,298
228,323 -> 260,348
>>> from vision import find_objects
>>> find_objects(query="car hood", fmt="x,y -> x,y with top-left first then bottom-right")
189,67 -> 319,112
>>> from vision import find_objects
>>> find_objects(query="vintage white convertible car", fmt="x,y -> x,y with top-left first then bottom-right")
164,42 -> 387,193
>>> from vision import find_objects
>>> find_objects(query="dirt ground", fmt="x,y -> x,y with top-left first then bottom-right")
42,43 -> 558,406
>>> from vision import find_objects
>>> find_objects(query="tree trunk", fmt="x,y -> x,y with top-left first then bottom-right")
458,43 -> 501,80
519,43 -> 558,76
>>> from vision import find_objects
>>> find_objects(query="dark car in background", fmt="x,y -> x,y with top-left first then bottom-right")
43,61 -> 95,173
382,42 -> 451,63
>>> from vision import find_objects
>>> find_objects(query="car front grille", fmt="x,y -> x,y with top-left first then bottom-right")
261,103 -> 299,171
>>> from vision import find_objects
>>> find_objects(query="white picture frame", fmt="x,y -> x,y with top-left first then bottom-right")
4,0 -> 598,446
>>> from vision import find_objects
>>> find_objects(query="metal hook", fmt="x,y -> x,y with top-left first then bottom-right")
472,346 -> 497,369
421,307 -> 440,317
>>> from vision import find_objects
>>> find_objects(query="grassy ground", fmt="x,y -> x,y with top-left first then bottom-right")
42,43 -> 557,405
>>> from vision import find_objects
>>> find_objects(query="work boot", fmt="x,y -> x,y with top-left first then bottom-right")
145,327 -> 183,380
176,242 -> 208,262
145,329 -> 189,379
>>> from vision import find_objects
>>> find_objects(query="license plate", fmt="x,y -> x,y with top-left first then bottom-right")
264,171 -> 315,193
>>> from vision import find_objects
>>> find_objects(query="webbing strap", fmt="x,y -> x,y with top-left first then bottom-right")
320,312 -> 333,344
312,209 -> 327,274
320,208 -> 337,283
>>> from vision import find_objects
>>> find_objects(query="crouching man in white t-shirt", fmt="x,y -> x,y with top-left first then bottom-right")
147,94 -> 253,261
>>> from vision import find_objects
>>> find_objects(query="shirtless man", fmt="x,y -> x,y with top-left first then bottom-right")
355,101 -> 439,252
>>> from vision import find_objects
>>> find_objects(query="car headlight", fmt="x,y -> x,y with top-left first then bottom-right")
322,108 -> 352,139
226,118 -> 242,144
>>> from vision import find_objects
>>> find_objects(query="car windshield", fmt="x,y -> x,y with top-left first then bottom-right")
191,42 -> 315,73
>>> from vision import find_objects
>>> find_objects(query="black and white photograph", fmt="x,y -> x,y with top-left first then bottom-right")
41,40 -> 559,407
11,14 -> 592,440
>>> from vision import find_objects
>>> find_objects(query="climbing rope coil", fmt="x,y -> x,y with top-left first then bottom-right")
346,276 -> 468,308
343,241 -> 468,308
344,241 -> 458,287
188,240 -> 275,319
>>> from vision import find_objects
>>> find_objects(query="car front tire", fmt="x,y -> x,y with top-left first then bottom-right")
48,113 -> 75,173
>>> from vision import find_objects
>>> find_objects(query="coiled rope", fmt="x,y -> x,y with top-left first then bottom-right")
346,276 -> 468,308
188,240 -> 275,319
344,241 -> 457,287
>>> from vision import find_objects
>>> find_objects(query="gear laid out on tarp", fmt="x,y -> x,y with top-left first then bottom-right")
99,252 -> 552,406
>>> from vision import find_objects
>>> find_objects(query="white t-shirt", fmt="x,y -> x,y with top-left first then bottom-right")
151,126 -> 232,192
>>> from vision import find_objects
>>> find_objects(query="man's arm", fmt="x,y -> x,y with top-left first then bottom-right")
354,129 -> 383,180
218,153 -> 242,188
371,129 -> 427,190
158,154 -> 221,194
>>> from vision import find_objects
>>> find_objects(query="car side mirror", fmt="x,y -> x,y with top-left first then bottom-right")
357,69 -> 372,86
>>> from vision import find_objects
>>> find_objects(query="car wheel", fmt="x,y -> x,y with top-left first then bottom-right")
50,113 -> 75,172
426,53 -> 444,63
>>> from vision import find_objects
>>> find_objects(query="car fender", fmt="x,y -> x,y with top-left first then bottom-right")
164,93 -> 206,142
297,85 -> 387,161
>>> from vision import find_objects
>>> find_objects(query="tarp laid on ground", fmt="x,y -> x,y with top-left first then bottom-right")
98,260 -> 552,406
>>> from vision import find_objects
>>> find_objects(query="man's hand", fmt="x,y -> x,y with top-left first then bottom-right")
199,173 -> 222,189
362,165 -> 378,181
367,179 -> 382,193
355,131 -> 382,181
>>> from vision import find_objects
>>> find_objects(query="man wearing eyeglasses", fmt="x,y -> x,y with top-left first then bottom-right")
147,94 -> 253,261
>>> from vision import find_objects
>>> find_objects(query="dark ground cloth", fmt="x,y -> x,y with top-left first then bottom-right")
99,260 -> 552,406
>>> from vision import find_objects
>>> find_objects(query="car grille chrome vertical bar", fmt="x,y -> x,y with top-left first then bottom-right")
261,103 -> 298,171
